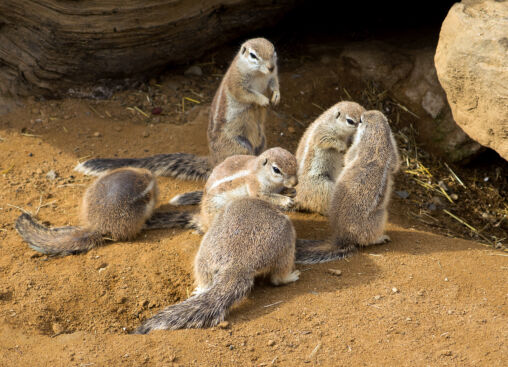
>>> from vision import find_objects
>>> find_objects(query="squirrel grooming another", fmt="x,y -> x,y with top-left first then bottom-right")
295,110 -> 400,264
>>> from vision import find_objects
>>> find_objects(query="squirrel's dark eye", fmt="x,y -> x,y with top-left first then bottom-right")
250,52 -> 258,60
346,118 -> 356,126
272,166 -> 281,174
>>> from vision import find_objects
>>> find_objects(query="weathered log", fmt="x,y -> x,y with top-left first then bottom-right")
0,0 -> 300,97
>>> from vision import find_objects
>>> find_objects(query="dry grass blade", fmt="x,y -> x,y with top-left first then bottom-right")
7,204 -> 32,215
184,96 -> 201,104
306,342 -> 322,361
443,209 -> 494,245
394,102 -> 420,119
189,89 -> 204,98
444,162 -> 466,188
312,102 -> 325,111
443,209 -> 477,232
87,104 -> 104,119
77,155 -> 92,164
1,164 -> 14,175
438,186 -> 454,203
133,106 -> 149,118
21,133 -> 41,137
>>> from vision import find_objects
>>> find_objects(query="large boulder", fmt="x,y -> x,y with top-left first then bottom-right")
0,0 -> 299,98
339,41 -> 482,162
435,0 -> 508,161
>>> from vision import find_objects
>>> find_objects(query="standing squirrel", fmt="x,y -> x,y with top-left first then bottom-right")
295,110 -> 400,264
75,38 -> 280,181
146,147 -> 298,234
134,197 -> 300,333
295,101 -> 365,215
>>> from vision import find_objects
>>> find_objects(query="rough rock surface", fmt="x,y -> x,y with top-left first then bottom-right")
339,41 -> 482,162
0,0 -> 299,98
435,0 -> 508,161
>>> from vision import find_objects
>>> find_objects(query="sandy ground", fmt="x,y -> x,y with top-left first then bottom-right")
0,44 -> 507,366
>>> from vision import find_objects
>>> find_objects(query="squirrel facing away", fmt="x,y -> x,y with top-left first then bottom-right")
294,101 -> 365,215
146,147 -> 298,234
75,38 -> 280,181
295,110 -> 400,264
134,197 -> 300,333
15,167 -> 191,256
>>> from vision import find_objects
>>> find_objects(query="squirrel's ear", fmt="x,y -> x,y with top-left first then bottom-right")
263,158 -> 268,166
336,111 -> 341,119
241,46 -> 246,55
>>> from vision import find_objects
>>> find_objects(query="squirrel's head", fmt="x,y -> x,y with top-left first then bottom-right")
351,110 -> 393,149
238,38 -> 277,75
330,101 -> 365,134
258,147 -> 298,189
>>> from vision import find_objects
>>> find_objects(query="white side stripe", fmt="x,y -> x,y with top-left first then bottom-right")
208,170 -> 250,191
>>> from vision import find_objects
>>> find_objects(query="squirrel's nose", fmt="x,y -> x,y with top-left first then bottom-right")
267,65 -> 274,73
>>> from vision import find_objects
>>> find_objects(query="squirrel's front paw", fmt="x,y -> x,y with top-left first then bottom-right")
270,90 -> 280,106
258,95 -> 270,107
279,196 -> 295,210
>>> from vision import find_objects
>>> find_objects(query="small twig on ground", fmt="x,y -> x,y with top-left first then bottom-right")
35,197 -> 57,216
87,104 -> 104,119
7,204 -> 32,215
307,342 -> 322,361
263,301 -> 283,308
311,102 -> 325,111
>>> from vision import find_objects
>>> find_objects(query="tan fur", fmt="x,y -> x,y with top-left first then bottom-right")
207,37 -> 279,164
295,110 -> 400,264
16,168 -> 158,255
295,101 -> 365,215
134,198 -> 299,333
171,147 -> 298,233
75,38 -> 279,180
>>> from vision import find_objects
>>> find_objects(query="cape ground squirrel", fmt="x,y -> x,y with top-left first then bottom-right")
15,167 -> 191,255
295,110 -> 400,264
75,38 -> 280,181
295,101 -> 365,215
146,147 -> 298,234
172,100 -> 365,209
134,197 -> 299,333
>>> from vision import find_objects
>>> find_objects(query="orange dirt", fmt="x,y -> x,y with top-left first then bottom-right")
0,45 -> 506,366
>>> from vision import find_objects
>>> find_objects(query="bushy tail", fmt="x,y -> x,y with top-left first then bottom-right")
15,213 -> 103,255
143,211 -> 198,230
295,239 -> 356,264
134,273 -> 253,333
75,153 -> 212,180
169,191 -> 204,206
